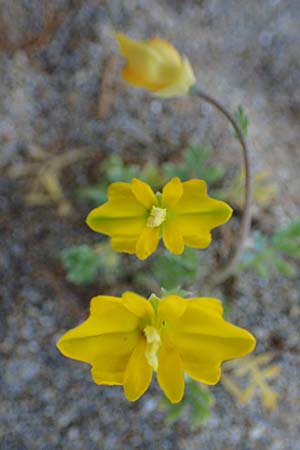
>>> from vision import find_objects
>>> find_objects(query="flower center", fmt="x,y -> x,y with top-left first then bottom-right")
146,206 -> 167,228
143,325 -> 161,370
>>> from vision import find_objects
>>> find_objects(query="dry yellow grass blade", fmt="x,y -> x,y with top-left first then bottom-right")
222,352 -> 280,411
9,146 -> 97,216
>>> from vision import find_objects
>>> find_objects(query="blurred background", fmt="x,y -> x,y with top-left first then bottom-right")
1,1 -> 300,449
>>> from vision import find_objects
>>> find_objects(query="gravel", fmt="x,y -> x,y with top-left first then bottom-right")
1,1 -> 300,449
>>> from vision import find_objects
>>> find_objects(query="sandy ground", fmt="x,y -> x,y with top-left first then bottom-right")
1,1 -> 300,449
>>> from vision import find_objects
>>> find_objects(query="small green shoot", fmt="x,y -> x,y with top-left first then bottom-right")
241,219 -> 300,278
76,155 -> 164,205
102,154 -> 141,183
149,248 -> 200,290
62,243 -> 120,285
77,144 -> 226,206
233,106 -> 249,138
272,219 -> 300,258
162,145 -> 225,184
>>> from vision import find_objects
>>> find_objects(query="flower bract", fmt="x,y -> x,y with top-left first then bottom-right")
115,33 -> 196,97
57,292 -> 256,403
86,177 -> 233,260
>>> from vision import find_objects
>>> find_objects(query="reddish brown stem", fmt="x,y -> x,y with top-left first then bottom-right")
191,86 -> 252,284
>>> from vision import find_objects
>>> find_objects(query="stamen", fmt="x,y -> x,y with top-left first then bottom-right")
147,206 -> 167,228
144,325 -> 161,370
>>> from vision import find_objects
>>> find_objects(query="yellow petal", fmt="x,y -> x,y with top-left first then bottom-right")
147,37 -> 182,65
83,295 -> 142,334
57,327 -> 137,363
122,291 -> 154,320
157,345 -> 184,403
158,295 -> 187,323
131,178 -> 157,209
188,297 -> 223,316
180,232 -> 212,249
56,295 -> 143,385
171,306 -> 255,383
58,327 -> 139,385
176,330 -> 255,385
177,328 -> 255,361
136,226 -> 160,260
121,67 -> 155,91
116,33 -> 196,97
111,236 -> 138,254
162,177 -> 183,208
57,296 -> 140,354
174,179 -> 232,218
175,213 -> 228,246
172,179 -> 232,248
162,220 -> 184,255
183,361 -> 221,385
174,299 -> 255,346
86,182 -> 147,237
116,33 -> 168,91
91,364 -> 123,386
88,331 -> 141,386
155,58 -> 196,97
107,182 -> 145,210
124,339 -> 153,401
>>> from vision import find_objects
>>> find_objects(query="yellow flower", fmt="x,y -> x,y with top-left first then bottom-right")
115,33 -> 196,97
86,177 -> 233,260
57,292 -> 256,403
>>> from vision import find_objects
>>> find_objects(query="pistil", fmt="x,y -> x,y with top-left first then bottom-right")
146,206 -> 167,228
144,325 -> 161,370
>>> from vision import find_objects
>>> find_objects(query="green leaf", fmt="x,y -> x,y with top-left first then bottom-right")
76,185 -> 107,205
272,219 -> 300,258
150,248 -> 200,290
62,245 -> 101,284
103,155 -> 140,183
240,221 -> 300,279
62,244 -> 120,285
273,258 -> 296,277
162,145 -> 225,184
233,106 -> 249,138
